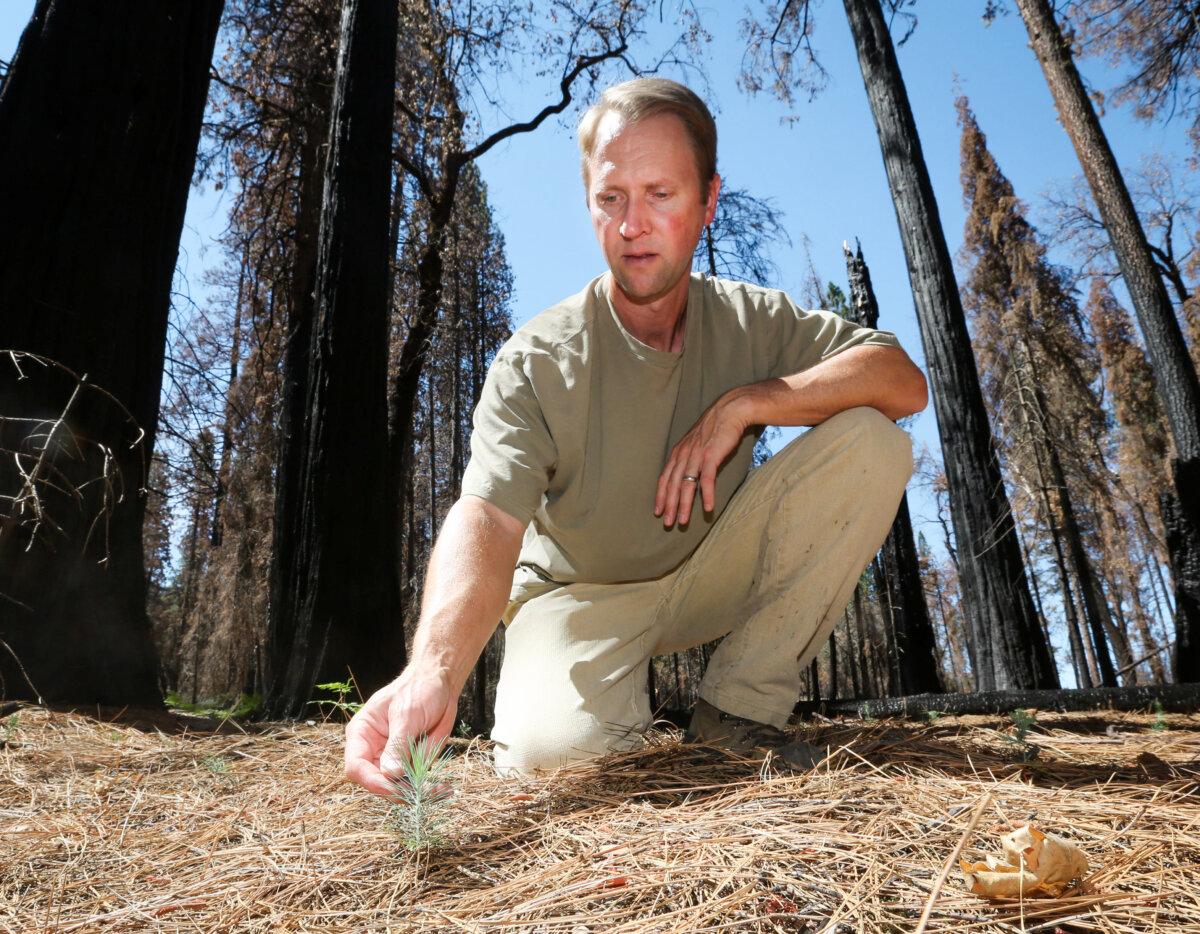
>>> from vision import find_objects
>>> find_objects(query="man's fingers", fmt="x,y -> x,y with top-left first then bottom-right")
346,756 -> 404,800
434,705 -> 457,740
655,441 -> 686,516
654,454 -> 673,516
679,440 -> 730,524
672,458 -> 703,527
663,456 -> 687,526
345,713 -> 405,800
700,463 -> 717,513
657,444 -> 684,525
344,707 -> 386,772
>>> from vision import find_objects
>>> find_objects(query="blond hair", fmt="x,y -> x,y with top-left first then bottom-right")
577,78 -> 717,192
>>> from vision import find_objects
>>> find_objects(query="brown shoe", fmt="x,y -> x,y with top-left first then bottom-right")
685,699 -> 825,770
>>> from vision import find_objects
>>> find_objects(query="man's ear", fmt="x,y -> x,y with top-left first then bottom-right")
704,173 -> 721,226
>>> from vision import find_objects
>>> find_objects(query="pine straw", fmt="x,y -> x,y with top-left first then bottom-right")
2,705 -> 1198,932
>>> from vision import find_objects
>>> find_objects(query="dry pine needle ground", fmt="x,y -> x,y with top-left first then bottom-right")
1,704 -> 1197,932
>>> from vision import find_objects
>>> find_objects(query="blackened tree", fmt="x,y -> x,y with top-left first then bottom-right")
0,1 -> 224,704
840,0 -> 1059,689
263,0 -> 401,717
843,239 -> 943,695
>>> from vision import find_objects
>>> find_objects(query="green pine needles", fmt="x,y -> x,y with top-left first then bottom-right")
385,735 -> 454,851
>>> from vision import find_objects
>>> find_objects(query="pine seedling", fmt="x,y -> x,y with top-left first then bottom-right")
385,735 -> 454,851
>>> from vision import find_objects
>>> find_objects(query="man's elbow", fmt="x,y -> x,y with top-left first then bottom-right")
907,366 -> 929,416
883,359 -> 928,421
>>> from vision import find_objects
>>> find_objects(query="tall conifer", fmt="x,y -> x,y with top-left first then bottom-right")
957,96 -> 1130,686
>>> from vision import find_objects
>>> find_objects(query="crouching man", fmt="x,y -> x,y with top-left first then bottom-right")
345,77 -> 926,788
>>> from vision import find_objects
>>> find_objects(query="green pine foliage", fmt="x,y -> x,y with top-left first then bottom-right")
386,735 -> 454,851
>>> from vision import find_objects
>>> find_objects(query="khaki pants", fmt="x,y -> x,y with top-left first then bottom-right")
490,406 -> 914,775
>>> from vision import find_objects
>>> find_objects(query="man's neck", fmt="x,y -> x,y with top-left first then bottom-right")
607,273 -> 691,353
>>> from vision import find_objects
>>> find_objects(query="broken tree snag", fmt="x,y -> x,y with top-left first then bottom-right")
794,683 -> 1200,719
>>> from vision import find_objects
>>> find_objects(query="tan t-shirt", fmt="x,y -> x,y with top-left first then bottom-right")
460,272 -> 903,594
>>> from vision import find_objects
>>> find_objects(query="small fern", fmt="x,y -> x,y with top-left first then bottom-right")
307,679 -> 364,719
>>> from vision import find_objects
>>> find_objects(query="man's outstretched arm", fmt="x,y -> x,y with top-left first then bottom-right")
344,494 -> 524,798
656,344 -> 928,527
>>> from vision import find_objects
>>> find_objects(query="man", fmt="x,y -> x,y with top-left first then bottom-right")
345,77 -> 927,789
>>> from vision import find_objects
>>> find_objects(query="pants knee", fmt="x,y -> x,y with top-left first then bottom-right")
491,713 -> 642,777
827,406 -> 913,486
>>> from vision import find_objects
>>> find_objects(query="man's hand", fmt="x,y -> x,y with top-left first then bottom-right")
654,346 -> 927,528
655,391 -> 749,528
342,495 -> 524,799
344,667 -> 457,799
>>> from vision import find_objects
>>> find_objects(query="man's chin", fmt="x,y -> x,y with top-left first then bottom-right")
610,270 -> 684,306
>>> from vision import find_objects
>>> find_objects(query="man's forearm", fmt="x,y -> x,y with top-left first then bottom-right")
725,345 -> 927,429
408,495 -> 524,693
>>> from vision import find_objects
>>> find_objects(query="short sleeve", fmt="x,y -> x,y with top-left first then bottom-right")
762,291 -> 903,377
460,351 -> 557,527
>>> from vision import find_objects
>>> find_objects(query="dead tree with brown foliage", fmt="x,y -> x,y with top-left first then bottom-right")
1015,0 -> 1200,680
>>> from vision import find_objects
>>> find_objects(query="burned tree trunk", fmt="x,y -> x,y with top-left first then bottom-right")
842,0 -> 1058,690
843,240 -> 943,695
264,0 -> 402,717
0,1 -> 223,704
797,682 -> 1200,720
1014,0 -> 1200,682
266,59 -> 334,710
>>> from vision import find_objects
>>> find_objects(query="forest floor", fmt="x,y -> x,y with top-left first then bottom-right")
1,703 -> 1198,933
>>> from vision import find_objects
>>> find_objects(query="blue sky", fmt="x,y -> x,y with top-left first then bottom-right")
3,3 -> 1191,680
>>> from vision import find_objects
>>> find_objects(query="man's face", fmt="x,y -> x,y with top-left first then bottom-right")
586,111 -> 719,306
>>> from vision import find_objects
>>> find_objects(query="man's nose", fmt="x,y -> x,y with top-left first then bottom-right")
619,198 -> 650,239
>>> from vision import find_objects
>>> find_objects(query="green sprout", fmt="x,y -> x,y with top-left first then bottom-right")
925,710 -> 943,724
1005,708 -> 1040,761
198,753 -> 236,789
1151,699 -> 1168,733
307,679 -> 364,720
455,719 -> 473,739
385,735 -> 454,851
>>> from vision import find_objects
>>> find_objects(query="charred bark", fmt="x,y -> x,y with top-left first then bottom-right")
264,0 -> 402,717
842,0 -> 1058,690
844,240 -> 943,695
267,80 -> 331,709
797,683 -> 1200,719
0,0 -> 223,704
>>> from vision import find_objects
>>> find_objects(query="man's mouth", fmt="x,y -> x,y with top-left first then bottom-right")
624,252 -> 657,263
